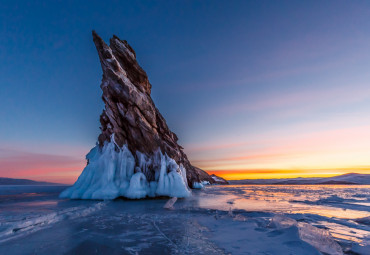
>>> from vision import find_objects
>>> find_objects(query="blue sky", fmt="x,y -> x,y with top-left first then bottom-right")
1,1 -> 370,182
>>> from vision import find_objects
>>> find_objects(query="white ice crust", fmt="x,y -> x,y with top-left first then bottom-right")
60,139 -> 191,200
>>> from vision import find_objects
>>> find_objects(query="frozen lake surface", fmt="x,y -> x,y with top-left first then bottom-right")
0,185 -> 369,254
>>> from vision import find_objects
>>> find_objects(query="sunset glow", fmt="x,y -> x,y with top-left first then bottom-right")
1,1 -> 370,183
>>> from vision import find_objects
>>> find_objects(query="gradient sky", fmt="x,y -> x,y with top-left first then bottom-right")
1,1 -> 370,183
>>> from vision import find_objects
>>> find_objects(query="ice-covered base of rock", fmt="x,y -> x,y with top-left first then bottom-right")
60,139 -> 191,200
192,182 -> 204,189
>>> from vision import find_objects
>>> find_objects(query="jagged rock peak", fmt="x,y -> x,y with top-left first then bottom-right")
59,31 -> 227,200
91,31 -> 215,186
92,30 -> 151,95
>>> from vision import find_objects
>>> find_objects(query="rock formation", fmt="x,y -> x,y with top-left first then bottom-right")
210,174 -> 229,185
60,31 -> 219,200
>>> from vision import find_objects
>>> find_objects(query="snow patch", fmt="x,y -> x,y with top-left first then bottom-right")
211,176 -> 225,183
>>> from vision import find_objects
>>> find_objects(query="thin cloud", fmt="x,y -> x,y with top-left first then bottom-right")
215,85 -> 370,116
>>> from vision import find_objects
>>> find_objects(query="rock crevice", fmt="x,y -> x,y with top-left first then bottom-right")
92,31 -> 214,186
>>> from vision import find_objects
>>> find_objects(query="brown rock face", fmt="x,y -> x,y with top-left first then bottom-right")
92,31 -> 214,187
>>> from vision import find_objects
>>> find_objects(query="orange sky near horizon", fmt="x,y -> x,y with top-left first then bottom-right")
2,1 -> 370,185
206,168 -> 370,181
2,86 -> 370,184
7,165 -> 370,184
186,124 -> 370,181
2,126 -> 370,184
2,122 -> 370,184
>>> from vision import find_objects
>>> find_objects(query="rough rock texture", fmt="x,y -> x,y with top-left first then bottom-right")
92,31 -> 215,187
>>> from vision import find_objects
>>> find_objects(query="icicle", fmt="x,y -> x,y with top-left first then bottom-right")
60,138 -> 191,200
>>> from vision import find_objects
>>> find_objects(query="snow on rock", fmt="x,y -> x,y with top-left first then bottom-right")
201,180 -> 210,185
210,174 -> 229,184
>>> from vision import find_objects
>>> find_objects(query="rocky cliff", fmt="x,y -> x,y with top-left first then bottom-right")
60,31 -> 221,200
92,31 -> 215,187
210,174 -> 229,185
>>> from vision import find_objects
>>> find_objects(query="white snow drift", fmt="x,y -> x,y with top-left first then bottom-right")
60,137 -> 191,200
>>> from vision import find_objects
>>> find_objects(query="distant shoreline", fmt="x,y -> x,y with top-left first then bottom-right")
228,183 -> 367,185
0,177 -> 66,186
228,173 -> 370,185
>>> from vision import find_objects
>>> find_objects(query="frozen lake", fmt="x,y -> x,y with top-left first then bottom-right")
0,185 -> 369,254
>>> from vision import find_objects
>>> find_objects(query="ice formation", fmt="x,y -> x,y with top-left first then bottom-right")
271,215 -> 343,255
60,138 -> 191,200
192,182 -> 204,189
60,31 -> 220,200
163,197 -> 177,209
